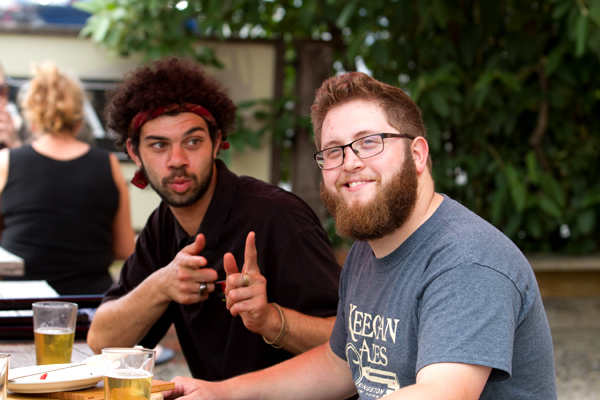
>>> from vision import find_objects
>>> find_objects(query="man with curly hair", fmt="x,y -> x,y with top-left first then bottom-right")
87,58 -> 341,381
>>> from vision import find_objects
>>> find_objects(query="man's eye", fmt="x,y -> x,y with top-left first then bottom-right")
150,142 -> 166,149
325,148 -> 342,159
359,138 -> 381,148
187,138 -> 201,146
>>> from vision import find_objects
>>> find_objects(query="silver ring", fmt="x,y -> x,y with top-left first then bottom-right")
198,282 -> 208,297
242,273 -> 250,287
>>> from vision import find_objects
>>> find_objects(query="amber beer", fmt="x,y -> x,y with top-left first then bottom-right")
102,348 -> 155,400
104,370 -> 153,400
32,302 -> 78,366
34,327 -> 75,365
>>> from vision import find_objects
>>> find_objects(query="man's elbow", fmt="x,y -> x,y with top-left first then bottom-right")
86,324 -> 104,354
86,304 -> 115,354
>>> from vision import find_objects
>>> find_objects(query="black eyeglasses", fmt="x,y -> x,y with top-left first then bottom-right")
314,133 -> 413,170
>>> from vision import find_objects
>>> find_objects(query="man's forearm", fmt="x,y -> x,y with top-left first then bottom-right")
172,343 -> 356,400
263,308 -> 335,355
87,274 -> 171,353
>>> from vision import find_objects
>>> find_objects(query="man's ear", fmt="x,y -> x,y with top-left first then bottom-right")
411,136 -> 430,174
213,129 -> 222,158
126,138 -> 142,168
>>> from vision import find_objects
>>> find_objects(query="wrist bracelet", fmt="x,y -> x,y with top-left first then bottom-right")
263,303 -> 288,348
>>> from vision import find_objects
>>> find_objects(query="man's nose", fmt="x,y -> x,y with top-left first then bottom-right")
342,145 -> 364,171
167,145 -> 188,168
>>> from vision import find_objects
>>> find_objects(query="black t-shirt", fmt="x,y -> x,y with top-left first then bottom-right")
104,160 -> 341,380
1,145 -> 118,294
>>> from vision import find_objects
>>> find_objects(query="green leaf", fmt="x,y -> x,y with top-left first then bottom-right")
432,0 -> 449,28
590,5 -> 600,27
552,1 -> 573,20
92,14 -> 112,43
545,47 -> 564,76
575,13 -> 588,57
498,71 -> 521,92
538,172 -> 566,208
503,213 -> 523,239
525,151 -> 539,184
336,1 -> 357,29
525,213 -> 543,239
474,85 -> 490,109
426,91 -> 451,117
72,0 -> 98,14
473,71 -> 495,91
577,208 -> 596,234
505,164 -> 527,212
581,192 -> 600,208
490,176 -> 508,226
372,40 -> 389,67
538,196 -> 563,218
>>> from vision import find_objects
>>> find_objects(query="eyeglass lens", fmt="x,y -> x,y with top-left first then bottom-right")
317,134 -> 385,169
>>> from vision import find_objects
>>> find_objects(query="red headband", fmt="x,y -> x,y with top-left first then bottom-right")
128,102 -> 229,189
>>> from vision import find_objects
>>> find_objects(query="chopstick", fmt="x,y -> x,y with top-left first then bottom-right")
8,363 -> 86,381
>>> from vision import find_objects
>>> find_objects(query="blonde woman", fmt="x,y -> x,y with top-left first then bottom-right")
0,61 -> 135,295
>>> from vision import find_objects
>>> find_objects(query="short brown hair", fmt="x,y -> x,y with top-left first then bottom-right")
311,72 -> 427,151
21,61 -> 84,135
105,57 -> 236,154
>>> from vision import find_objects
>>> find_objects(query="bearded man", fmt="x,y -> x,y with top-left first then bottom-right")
168,72 -> 557,400
87,58 -> 341,381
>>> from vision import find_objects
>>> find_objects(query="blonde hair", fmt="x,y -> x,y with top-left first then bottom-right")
21,61 -> 84,135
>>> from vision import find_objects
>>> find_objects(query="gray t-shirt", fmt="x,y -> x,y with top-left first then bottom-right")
330,195 -> 557,399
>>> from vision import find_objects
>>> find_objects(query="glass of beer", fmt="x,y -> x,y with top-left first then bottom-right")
32,302 -> 78,365
102,348 -> 155,400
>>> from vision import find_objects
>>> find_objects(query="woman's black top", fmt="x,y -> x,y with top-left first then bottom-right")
1,144 -> 119,295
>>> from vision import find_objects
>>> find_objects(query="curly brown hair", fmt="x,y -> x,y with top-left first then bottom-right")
105,57 -> 237,154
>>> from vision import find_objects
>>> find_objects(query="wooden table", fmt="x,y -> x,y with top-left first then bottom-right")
1,342 -> 95,400
0,342 -> 170,400
0,342 -> 94,368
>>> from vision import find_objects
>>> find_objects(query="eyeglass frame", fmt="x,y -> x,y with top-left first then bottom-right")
313,133 -> 413,170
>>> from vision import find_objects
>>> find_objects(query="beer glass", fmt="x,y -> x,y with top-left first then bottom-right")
0,354 -> 9,400
102,348 -> 155,400
32,302 -> 78,365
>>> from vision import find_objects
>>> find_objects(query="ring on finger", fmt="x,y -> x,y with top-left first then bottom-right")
242,273 -> 250,287
198,282 -> 208,297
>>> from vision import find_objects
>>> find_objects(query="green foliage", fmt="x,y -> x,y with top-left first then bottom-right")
76,0 -> 600,254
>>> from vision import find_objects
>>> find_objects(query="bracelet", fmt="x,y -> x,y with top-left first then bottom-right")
263,303 -> 289,349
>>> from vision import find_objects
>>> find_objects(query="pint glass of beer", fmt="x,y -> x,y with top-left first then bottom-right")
102,348 -> 155,400
32,302 -> 78,365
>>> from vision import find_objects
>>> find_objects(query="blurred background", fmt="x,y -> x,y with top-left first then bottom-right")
2,1 -> 600,398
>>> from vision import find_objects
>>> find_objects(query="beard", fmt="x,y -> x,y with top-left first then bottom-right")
320,153 -> 418,241
141,155 -> 214,208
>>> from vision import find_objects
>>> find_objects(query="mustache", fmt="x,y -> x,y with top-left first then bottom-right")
162,169 -> 196,184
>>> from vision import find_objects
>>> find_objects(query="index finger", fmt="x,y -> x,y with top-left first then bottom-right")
241,231 -> 259,274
